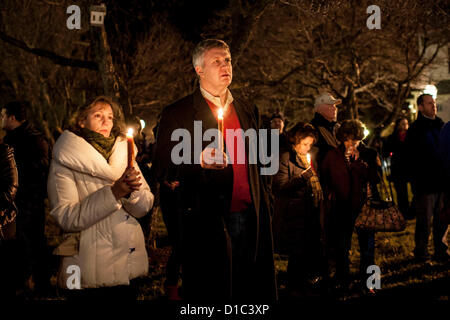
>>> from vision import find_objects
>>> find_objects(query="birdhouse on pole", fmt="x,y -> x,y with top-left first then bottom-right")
90,4 -> 106,26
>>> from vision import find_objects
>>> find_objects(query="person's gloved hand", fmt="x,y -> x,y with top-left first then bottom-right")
301,166 -> 314,180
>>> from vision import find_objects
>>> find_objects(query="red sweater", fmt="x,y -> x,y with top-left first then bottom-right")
205,99 -> 252,212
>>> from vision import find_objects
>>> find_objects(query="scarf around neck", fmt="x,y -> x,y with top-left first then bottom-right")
297,152 -> 324,207
78,128 -> 116,161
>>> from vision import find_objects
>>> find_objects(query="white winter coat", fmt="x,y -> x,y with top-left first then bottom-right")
48,130 -> 153,289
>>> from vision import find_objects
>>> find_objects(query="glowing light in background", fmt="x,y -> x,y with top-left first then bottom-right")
364,127 -> 370,139
423,84 -> 437,99
361,122 -> 370,139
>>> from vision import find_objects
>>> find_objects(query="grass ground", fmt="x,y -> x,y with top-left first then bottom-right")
38,204 -> 449,302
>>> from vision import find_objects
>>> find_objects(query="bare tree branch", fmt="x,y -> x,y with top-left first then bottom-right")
0,30 -> 98,70
230,0 -> 275,66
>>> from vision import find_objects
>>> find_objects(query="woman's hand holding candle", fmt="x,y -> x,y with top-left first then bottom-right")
111,167 -> 142,200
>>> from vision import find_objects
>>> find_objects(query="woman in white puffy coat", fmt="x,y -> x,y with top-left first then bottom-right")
47,96 -> 153,297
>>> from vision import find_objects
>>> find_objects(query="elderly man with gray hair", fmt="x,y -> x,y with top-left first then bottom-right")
310,92 -> 342,167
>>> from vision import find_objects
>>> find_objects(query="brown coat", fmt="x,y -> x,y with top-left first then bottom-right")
272,148 -> 320,256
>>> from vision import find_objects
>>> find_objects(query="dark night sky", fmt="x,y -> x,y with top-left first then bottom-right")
107,0 -> 230,42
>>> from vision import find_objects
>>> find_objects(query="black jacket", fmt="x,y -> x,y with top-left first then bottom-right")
3,121 -> 50,232
310,112 -> 338,167
383,130 -> 409,181
0,144 -> 18,240
405,112 -> 444,195
3,121 -> 50,202
153,88 -> 276,301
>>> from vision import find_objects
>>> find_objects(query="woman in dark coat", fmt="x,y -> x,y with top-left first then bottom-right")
320,120 -> 374,291
0,143 -> 19,299
383,117 -> 410,218
272,122 -> 324,297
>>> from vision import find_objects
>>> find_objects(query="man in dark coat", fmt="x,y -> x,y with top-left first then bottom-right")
310,92 -> 342,167
153,39 -> 276,301
405,94 -> 448,262
310,92 -> 342,286
0,143 -> 19,299
2,101 -> 51,294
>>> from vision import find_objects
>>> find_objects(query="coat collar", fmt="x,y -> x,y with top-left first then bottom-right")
416,111 -> 444,128
311,112 -> 336,131
52,130 -> 128,182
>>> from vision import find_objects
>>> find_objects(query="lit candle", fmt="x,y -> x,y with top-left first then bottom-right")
127,128 -> 134,168
306,153 -> 311,166
218,108 -> 224,153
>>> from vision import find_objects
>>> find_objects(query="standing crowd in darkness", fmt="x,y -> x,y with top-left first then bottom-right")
0,39 -> 449,301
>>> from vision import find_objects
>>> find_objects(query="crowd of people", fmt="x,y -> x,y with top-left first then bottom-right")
0,39 -> 449,302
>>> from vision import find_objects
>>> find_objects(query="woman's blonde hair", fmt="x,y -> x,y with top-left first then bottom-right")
69,96 -> 125,138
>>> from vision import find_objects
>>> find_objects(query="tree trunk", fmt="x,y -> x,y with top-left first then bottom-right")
380,83 -> 410,129
88,3 -> 133,121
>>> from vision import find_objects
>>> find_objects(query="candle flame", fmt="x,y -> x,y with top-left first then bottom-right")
218,108 -> 223,120
127,128 -> 134,137
307,153 -> 311,164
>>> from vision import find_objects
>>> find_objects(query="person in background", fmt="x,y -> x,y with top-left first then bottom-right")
384,117 -> 411,218
310,92 -> 342,167
1,101 -> 51,296
47,96 -> 154,300
320,120 -> 374,293
357,139 -> 382,285
130,116 -> 154,243
438,121 -> 450,256
270,112 -> 288,151
272,122 -> 324,298
405,94 -> 448,262
0,142 -> 19,299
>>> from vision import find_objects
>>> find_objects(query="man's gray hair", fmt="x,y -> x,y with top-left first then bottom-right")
192,39 -> 230,68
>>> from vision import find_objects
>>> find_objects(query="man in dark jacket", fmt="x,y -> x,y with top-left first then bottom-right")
310,92 -> 342,167
2,101 -> 51,293
0,143 -> 19,299
405,94 -> 448,262
153,39 -> 276,301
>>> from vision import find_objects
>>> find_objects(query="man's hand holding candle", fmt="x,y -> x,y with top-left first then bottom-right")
200,147 -> 228,170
